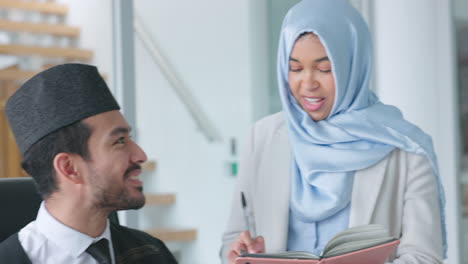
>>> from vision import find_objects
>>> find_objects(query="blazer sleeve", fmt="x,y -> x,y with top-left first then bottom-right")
220,123 -> 258,264
390,152 -> 444,264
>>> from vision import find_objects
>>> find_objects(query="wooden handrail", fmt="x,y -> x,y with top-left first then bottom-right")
0,19 -> 79,37
0,0 -> 67,15
0,44 -> 93,60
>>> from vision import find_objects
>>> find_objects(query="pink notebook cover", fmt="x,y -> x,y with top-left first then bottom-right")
234,240 -> 399,264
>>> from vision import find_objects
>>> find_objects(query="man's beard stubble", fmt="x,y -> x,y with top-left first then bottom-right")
91,163 -> 146,211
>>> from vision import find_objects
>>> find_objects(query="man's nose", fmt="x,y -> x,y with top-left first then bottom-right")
131,141 -> 147,164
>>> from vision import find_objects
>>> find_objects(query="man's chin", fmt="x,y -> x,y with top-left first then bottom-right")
111,191 -> 145,211
95,188 -> 145,211
115,198 -> 145,210
126,202 -> 145,210
126,193 -> 146,210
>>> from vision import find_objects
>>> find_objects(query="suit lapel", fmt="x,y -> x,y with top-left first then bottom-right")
0,233 -> 33,264
349,153 -> 389,227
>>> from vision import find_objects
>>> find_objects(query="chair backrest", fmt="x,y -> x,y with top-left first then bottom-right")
0,177 -> 119,242
0,177 -> 42,242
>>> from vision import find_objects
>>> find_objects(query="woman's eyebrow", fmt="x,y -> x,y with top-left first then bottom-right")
289,57 -> 300,62
314,56 -> 329,63
289,56 -> 329,63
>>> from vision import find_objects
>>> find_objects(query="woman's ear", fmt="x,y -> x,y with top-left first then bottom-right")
53,153 -> 84,184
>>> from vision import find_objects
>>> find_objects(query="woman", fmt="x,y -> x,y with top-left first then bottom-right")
221,0 -> 445,263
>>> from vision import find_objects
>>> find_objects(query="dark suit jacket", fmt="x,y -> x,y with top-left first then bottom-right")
0,222 -> 178,264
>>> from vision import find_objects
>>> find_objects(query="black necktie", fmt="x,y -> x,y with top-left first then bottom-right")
86,238 -> 112,264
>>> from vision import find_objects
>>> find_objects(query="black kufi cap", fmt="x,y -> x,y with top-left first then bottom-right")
5,63 -> 120,155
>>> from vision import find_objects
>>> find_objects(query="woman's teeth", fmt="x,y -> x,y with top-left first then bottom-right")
305,97 -> 323,104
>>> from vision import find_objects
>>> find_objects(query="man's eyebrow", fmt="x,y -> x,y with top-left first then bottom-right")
109,126 -> 131,137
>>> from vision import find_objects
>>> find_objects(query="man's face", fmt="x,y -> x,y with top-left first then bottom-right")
81,110 -> 147,211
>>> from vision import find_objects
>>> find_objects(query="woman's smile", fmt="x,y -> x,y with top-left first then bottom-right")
302,97 -> 325,112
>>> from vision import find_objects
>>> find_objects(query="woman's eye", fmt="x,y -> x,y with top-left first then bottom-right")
289,67 -> 302,72
318,69 -> 332,73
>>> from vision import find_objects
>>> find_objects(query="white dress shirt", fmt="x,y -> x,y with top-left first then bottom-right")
18,202 -> 116,264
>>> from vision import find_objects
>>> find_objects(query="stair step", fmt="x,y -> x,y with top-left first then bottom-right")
142,160 -> 156,172
0,66 -> 106,82
0,0 -> 68,15
146,228 -> 197,242
0,19 -> 79,37
0,44 -> 93,60
145,193 -> 176,206
0,68 -> 36,81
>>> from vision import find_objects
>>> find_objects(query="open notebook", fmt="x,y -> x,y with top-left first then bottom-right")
235,224 -> 399,264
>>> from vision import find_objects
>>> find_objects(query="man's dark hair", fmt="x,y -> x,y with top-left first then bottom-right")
21,121 -> 92,199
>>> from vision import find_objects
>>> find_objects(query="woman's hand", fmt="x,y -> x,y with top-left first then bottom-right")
227,231 -> 265,264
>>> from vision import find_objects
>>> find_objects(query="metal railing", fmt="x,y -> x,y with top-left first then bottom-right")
134,14 -> 221,142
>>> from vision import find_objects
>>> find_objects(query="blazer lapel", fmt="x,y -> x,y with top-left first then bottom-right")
349,154 -> 389,227
257,127 -> 291,252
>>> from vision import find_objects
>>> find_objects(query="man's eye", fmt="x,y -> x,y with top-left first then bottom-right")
114,137 -> 126,145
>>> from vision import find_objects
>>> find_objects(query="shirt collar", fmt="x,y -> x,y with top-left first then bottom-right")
36,202 -> 112,258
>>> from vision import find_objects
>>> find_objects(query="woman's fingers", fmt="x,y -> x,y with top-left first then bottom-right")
227,231 -> 266,264
228,238 -> 248,263
239,231 -> 255,252
253,236 -> 265,253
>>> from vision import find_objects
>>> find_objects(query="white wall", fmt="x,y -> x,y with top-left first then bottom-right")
134,1 -> 256,263
56,0 -> 114,89
374,1 -> 461,263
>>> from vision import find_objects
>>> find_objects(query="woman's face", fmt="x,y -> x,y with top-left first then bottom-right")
288,34 -> 335,121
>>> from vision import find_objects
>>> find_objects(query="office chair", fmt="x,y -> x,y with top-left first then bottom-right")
0,177 -> 119,242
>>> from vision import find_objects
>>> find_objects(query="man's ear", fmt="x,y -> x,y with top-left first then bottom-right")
53,153 -> 84,184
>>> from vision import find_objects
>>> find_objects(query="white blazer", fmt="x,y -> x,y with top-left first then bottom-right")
221,113 -> 443,264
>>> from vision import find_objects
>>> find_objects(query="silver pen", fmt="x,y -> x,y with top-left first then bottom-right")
241,191 -> 256,238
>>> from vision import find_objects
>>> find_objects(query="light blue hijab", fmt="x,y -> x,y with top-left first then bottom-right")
278,0 -> 446,256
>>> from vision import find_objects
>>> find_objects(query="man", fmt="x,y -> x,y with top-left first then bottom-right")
0,63 -> 177,264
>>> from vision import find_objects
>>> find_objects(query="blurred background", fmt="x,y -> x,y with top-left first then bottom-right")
0,0 -> 466,263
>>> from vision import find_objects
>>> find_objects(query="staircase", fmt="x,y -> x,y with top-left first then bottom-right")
0,0 -> 196,251
142,162 -> 197,246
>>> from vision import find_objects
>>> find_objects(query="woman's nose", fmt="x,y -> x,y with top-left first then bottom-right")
302,72 -> 319,91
